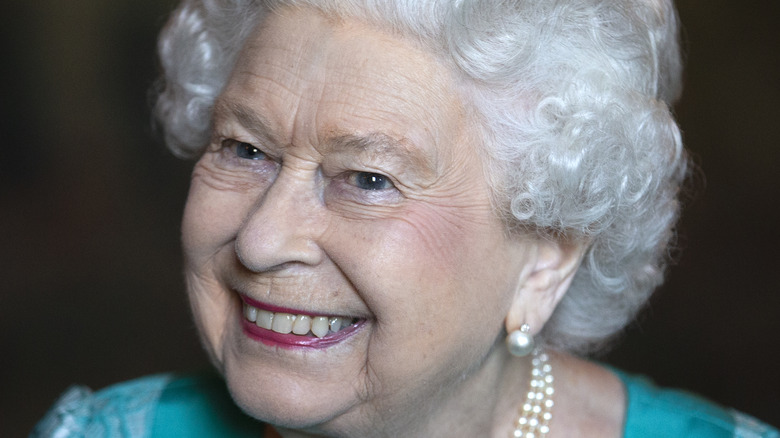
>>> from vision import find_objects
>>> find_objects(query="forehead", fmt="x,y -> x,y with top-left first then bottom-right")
217,6 -> 469,163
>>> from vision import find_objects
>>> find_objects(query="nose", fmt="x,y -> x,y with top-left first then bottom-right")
235,169 -> 325,272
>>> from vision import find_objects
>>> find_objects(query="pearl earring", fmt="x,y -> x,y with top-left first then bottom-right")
506,323 -> 535,357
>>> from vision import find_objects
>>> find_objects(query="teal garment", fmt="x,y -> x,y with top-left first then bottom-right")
31,373 -> 262,437
614,370 -> 778,438
150,374 -> 261,436
32,370 -> 778,437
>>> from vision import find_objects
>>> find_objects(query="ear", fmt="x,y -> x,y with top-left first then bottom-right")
505,237 -> 588,337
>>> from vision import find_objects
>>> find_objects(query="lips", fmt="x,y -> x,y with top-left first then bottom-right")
240,295 -> 363,348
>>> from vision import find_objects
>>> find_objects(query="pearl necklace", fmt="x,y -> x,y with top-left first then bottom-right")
511,348 -> 554,438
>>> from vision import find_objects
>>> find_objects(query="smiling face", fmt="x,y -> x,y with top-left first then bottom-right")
181,6 -> 540,436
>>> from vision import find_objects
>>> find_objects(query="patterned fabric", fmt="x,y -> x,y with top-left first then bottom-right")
31,370 -> 778,437
30,374 -> 171,438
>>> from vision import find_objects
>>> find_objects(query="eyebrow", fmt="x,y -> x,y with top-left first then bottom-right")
213,100 -> 280,148
214,100 -> 438,177
326,132 -> 438,177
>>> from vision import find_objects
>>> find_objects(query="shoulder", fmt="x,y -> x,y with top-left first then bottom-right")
30,373 -> 172,437
613,369 -> 779,438
150,372 -> 262,436
31,372 -> 263,437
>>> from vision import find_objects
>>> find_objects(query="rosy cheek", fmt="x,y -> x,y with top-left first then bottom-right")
325,202 -> 483,297
397,204 -> 490,270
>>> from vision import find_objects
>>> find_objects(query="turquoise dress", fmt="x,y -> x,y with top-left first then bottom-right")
32,371 -> 778,437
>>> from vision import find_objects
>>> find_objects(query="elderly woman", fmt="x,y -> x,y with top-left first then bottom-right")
33,0 -> 778,437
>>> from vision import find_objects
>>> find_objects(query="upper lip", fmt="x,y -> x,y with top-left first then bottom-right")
239,293 -> 366,320
226,267 -> 371,319
242,294 -> 324,316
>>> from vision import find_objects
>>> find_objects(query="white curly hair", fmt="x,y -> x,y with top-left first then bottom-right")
155,0 -> 687,354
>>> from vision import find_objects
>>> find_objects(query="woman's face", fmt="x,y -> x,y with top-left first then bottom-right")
182,6 -> 538,434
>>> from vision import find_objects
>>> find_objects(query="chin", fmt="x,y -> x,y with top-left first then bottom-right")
222,357 -> 367,431
210,309 -> 373,432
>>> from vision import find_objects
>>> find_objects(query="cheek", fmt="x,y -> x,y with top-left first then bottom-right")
322,203 -> 516,401
327,201 -> 514,323
181,170 -> 256,366
184,270 -> 236,369
392,203 -> 508,288
181,169 -> 254,261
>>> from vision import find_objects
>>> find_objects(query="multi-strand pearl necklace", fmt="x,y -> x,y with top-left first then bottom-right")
511,348 -> 554,438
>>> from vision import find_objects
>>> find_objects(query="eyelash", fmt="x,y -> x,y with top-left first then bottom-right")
219,139 -> 270,161
345,172 -> 395,191
216,139 -> 274,166
233,141 -> 267,160
216,138 -> 400,200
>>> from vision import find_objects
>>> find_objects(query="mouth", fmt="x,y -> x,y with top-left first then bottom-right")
240,295 -> 364,348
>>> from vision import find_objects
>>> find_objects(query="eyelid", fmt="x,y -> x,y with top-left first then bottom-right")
219,138 -> 280,162
236,141 -> 267,160
345,171 -> 396,191
209,139 -> 279,179
325,173 -> 402,206
211,120 -> 271,153
219,138 -> 256,150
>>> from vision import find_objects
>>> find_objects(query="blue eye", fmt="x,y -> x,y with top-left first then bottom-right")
235,142 -> 267,160
349,172 -> 394,191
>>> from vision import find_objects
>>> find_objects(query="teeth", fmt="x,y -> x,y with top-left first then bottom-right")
329,317 -> 343,332
244,305 -> 258,322
292,315 -> 312,335
256,308 -> 273,330
243,303 -> 354,338
311,316 -> 330,338
272,313 -> 295,334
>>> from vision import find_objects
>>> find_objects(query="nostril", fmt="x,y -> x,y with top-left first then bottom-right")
234,210 -> 325,273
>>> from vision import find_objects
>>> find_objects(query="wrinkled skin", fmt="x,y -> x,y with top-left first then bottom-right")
181,6 -> 572,438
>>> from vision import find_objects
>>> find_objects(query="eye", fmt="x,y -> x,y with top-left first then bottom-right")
233,141 -> 267,160
347,172 -> 395,191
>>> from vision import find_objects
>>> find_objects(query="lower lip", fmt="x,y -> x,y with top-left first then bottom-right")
241,318 -> 363,349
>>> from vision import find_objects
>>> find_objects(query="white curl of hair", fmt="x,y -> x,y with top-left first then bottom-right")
155,0 -> 687,354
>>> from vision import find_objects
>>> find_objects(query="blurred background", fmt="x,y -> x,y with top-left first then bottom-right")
1,0 -> 778,435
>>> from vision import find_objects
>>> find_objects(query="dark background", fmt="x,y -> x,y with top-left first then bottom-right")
1,1 -> 778,435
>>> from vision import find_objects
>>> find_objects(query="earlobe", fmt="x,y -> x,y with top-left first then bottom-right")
505,237 -> 589,337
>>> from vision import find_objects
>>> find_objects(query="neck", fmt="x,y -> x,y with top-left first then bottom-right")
414,345 -> 529,438
272,343 -> 534,438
